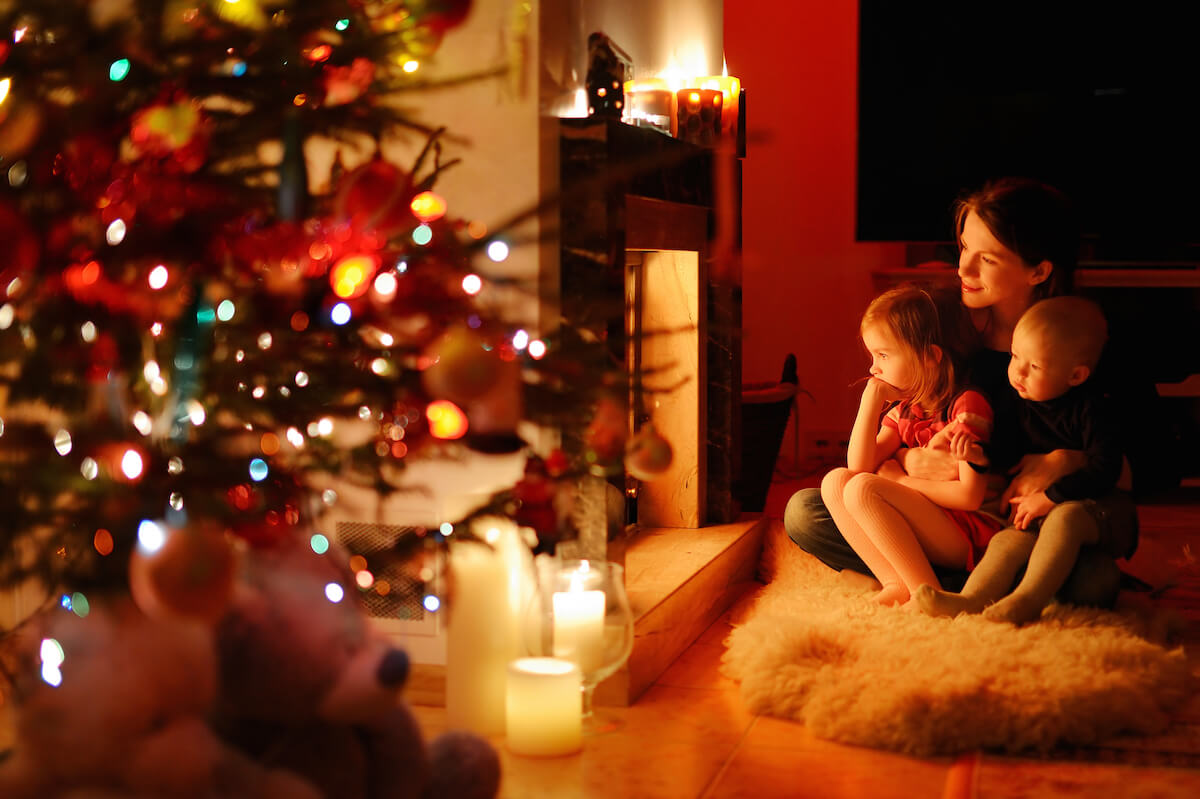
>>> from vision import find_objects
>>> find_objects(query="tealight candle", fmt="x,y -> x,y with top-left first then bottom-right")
506,657 -> 583,756
551,570 -> 605,673
623,78 -> 675,136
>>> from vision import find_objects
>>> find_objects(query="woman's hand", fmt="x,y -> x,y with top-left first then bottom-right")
894,446 -> 959,481
1008,491 -> 1056,530
876,458 -> 907,483
1000,450 -> 1086,506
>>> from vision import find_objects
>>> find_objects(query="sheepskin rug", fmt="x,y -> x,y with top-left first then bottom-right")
721,523 -> 1196,757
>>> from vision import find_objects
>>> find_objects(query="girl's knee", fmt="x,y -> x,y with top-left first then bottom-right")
842,472 -> 884,507
820,467 -> 852,496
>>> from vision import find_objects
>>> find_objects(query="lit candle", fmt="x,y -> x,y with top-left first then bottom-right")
690,75 -> 741,138
445,540 -> 510,735
623,78 -> 675,136
505,657 -> 582,756
551,568 -> 605,673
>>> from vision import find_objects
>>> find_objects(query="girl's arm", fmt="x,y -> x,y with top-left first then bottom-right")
847,378 -> 902,473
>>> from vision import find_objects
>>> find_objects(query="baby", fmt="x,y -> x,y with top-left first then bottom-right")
917,296 -> 1137,624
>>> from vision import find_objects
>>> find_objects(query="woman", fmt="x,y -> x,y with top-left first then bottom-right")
785,177 -> 1127,603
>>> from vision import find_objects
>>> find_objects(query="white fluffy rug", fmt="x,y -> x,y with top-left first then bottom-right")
721,523 -> 1197,756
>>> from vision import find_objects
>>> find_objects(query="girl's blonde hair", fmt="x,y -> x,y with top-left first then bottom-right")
861,284 -> 973,416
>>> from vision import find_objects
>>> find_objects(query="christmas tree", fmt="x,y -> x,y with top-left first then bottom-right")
0,0 -> 636,602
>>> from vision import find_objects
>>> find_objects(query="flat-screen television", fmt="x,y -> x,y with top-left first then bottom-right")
856,2 -> 1199,263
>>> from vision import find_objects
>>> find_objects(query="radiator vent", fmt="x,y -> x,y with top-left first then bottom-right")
334,521 -> 424,622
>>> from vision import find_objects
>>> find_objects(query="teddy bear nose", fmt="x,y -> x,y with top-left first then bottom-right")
376,648 -> 410,687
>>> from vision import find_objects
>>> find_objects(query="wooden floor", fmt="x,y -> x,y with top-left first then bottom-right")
411,472 -> 1200,798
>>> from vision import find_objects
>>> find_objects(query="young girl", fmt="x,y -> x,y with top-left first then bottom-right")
820,285 -> 1004,606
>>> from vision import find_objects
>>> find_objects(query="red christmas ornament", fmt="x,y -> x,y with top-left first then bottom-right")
0,201 -> 39,290
625,422 -> 674,480
129,97 -> 210,173
421,326 -> 502,405
544,448 -> 570,477
584,395 -> 627,465
128,522 -> 237,623
413,0 -> 474,34
323,58 -> 375,107
334,157 -> 414,237
59,133 -> 120,193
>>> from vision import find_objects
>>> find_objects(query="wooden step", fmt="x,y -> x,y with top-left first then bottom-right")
592,516 -> 767,706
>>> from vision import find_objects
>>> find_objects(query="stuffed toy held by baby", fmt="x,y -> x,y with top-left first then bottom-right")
0,595 -> 319,799
212,533 -> 501,799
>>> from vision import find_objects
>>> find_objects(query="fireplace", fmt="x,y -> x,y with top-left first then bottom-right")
558,118 -> 741,548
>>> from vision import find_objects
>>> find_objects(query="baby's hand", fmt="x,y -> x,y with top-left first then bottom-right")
1008,491 -> 1056,530
949,428 -> 987,466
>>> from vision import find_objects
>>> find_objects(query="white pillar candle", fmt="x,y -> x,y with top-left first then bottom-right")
475,517 -> 535,661
551,572 -> 605,674
506,657 -> 582,756
445,540 -> 510,735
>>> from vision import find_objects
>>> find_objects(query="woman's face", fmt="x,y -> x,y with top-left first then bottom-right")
957,210 -> 1047,311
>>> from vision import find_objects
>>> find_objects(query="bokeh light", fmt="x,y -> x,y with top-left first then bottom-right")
486,240 -> 509,262
410,191 -> 447,222
426,400 -> 468,439
137,519 -> 166,553
249,458 -> 269,481
121,448 -> 144,479
330,254 -> 378,299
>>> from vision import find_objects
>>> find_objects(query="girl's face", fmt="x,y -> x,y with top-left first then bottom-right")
862,322 -> 918,393
957,210 -> 1048,311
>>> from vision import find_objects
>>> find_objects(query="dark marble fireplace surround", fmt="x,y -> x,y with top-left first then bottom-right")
558,118 -> 742,532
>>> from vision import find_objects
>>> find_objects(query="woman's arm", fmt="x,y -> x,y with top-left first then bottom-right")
893,446 -> 960,481
894,460 -> 989,510
999,449 -> 1088,506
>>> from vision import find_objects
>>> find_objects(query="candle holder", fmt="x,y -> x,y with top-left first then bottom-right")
675,88 -> 722,147
522,558 -> 634,724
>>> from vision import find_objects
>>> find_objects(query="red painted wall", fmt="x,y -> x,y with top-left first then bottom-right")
725,2 -> 904,448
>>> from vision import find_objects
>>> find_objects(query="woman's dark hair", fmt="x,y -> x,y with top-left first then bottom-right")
954,177 -> 1079,300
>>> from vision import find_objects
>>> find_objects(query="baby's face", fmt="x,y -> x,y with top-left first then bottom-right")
1008,325 -> 1081,402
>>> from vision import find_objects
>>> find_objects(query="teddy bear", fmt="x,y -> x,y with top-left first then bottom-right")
211,532 -> 502,799
0,594 -> 320,799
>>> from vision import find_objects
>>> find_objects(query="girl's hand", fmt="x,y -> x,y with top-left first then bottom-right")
949,428 -> 987,467
864,376 -> 905,405
1008,491 -> 1056,530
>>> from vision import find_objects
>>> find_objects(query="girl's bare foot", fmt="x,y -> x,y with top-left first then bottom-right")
872,583 -> 910,607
